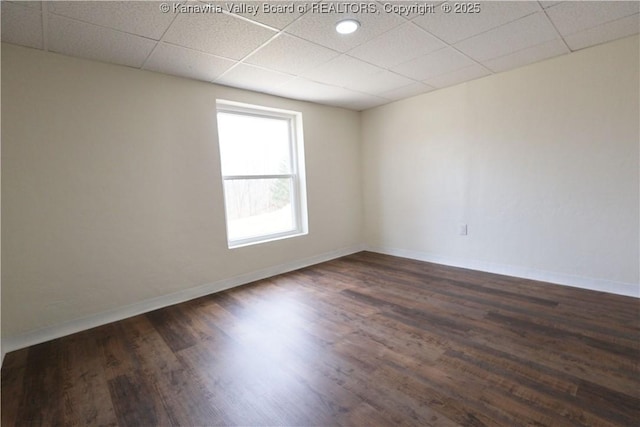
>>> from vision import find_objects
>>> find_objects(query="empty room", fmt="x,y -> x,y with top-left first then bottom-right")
1,0 -> 639,425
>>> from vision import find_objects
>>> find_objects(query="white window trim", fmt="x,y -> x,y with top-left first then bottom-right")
216,100 -> 308,249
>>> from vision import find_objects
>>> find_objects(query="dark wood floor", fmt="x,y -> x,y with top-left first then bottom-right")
2,251 -> 639,426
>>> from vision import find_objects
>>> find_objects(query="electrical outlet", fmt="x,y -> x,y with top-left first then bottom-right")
459,224 -> 468,236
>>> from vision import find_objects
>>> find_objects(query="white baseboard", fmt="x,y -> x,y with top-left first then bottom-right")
366,245 -> 639,298
1,244 -> 365,359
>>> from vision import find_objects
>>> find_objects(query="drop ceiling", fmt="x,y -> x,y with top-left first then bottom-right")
2,1 -> 639,110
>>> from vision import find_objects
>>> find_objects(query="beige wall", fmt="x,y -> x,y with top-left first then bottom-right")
362,35 -> 639,295
1,44 -> 362,340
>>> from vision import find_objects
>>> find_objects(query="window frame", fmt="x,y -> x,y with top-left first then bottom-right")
216,100 -> 308,249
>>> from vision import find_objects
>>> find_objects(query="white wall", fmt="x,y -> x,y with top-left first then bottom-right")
362,35 -> 639,297
1,44 -> 363,346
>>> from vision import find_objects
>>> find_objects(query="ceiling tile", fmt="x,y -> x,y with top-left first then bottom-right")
244,33 -> 339,75
284,3 -> 405,52
482,38 -> 569,72
333,93 -> 389,111
539,1 -> 563,9
391,47 -> 476,81
273,77 -> 356,102
1,2 -> 43,49
303,55 -> 385,87
143,43 -> 236,82
8,1 -> 42,10
564,14 -> 640,51
48,1 -> 177,40
424,63 -> 491,88
348,22 -> 445,68
413,1 -> 541,44
348,70 -> 417,95
163,11 -> 276,60
220,0 -> 310,29
273,77 -> 385,109
454,12 -> 559,61
546,1 -> 639,36
378,82 -> 435,101
215,63 -> 294,93
48,14 -> 156,68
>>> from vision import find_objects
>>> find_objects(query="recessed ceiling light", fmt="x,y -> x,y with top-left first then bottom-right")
336,19 -> 360,35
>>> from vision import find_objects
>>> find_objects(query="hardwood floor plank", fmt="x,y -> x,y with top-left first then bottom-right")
337,256 -> 560,308
353,252 -> 637,325
484,311 -> 638,363
485,305 -> 639,354
15,341 -> 64,425
178,337 -> 324,425
370,361 -> 508,426
576,379 -> 640,424
146,306 -> 198,352
1,348 -> 28,427
440,349 -> 618,426
108,374 -> 164,426
111,316 -> 223,425
59,331 -> 118,426
2,251 -> 638,426
176,297 -> 355,425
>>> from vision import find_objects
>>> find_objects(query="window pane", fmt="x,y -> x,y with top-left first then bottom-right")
223,178 -> 295,242
217,112 -> 292,176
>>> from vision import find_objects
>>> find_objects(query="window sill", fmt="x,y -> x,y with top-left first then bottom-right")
228,230 -> 308,249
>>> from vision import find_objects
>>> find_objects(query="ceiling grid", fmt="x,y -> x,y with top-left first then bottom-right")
2,0 -> 638,110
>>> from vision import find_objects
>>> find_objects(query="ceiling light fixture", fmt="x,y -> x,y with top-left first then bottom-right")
335,19 -> 360,35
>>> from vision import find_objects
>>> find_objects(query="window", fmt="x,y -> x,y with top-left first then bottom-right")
216,100 -> 308,248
